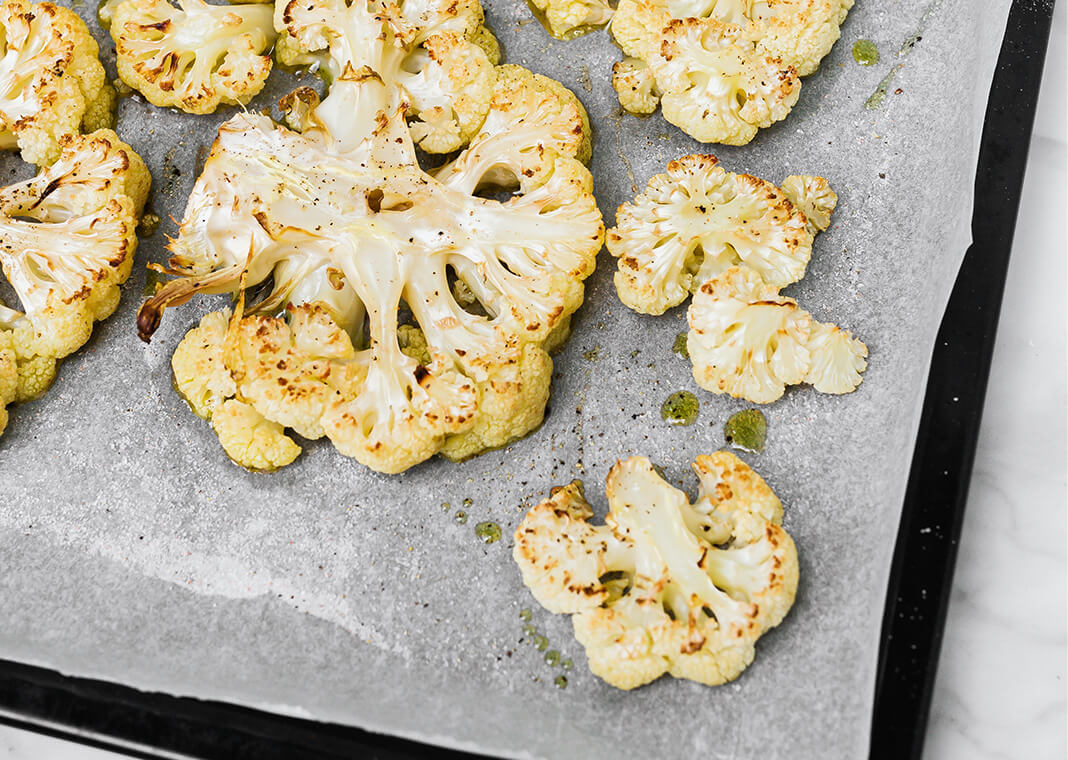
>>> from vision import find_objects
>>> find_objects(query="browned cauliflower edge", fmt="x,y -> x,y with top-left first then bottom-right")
0,0 -> 116,166
0,129 -> 149,437
513,451 -> 799,690
607,154 -> 868,404
137,0 -> 603,474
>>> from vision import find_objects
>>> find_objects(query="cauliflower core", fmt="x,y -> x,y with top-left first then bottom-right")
605,0 -> 852,143
514,451 -> 799,690
608,156 -> 866,403
139,0 -> 603,474
0,129 -> 149,436
529,0 -> 614,40
0,0 -> 116,166
110,0 -> 276,114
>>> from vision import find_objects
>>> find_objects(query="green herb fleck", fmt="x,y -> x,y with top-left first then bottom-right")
865,68 -> 898,109
522,623 -> 537,636
440,501 -> 451,512
582,345 -> 601,362
852,39 -> 879,66
462,497 -> 473,508
454,510 -> 468,524
141,267 -> 164,298
672,332 -> 689,359
533,635 -> 549,651
661,390 -> 699,426
519,608 -> 532,622
724,409 -> 767,453
544,650 -> 561,666
554,675 -> 568,689
561,658 -> 574,671
136,213 -> 161,238
474,521 -> 501,544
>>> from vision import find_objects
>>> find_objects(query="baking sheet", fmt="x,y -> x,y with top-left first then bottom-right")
0,1 -> 1013,757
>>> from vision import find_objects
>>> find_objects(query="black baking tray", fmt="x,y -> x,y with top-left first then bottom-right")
0,1 -> 1056,757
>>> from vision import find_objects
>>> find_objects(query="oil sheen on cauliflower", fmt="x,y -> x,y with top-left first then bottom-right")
513,451 -> 799,690
608,155 -> 866,403
110,0 -> 276,114
0,129 -> 149,437
0,0 -> 116,166
138,0 -> 603,474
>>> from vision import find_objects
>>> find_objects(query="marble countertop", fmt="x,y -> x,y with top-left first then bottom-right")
1,6 -> 1064,758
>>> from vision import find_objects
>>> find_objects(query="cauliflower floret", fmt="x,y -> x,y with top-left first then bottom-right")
0,129 -> 148,364
529,0 -> 614,39
398,32 -> 495,153
608,154 -> 816,315
0,0 -> 115,166
277,0 -> 494,152
110,0 -> 275,115
611,57 -> 659,114
137,6 -> 603,473
804,320 -> 867,394
652,17 -> 800,145
749,0 -> 853,76
781,173 -> 837,235
687,266 -> 810,403
212,398 -> 302,472
513,451 -> 798,690
170,308 -> 237,419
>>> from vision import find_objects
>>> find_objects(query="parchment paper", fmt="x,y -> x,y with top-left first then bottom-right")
0,1 -> 1015,757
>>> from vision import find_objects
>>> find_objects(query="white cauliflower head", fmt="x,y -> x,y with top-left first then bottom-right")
608,154 -> 814,315
0,0 -> 115,166
513,451 -> 799,690
0,129 -> 149,363
110,0 -> 276,115
139,2 -> 603,474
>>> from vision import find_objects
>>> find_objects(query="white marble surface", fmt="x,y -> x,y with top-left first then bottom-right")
1,9 -> 1065,760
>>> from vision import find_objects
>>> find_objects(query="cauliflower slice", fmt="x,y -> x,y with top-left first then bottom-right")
781,173 -> 837,235
0,0 -> 115,166
110,0 -> 276,115
513,451 -> 798,690
276,0 -> 495,153
212,398 -> 302,472
611,57 -> 659,114
0,129 -> 149,363
138,0 -> 603,473
687,266 -> 810,403
651,17 -> 800,145
529,0 -> 614,39
804,320 -> 867,394
749,0 -> 853,76
608,154 -> 815,315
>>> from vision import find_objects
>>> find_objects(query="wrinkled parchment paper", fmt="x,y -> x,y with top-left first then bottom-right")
0,1 -> 1014,756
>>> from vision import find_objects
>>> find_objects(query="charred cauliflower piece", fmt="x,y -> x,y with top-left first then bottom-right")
0,129 -> 148,436
529,0 -> 614,39
608,156 -> 864,403
0,0 -> 115,166
688,267 -> 866,402
608,154 -> 813,315
606,0 -> 851,142
138,0 -> 603,474
688,266 -> 810,403
110,0 -> 276,114
514,451 -> 799,690
276,0 -> 496,154
613,6 -> 800,145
